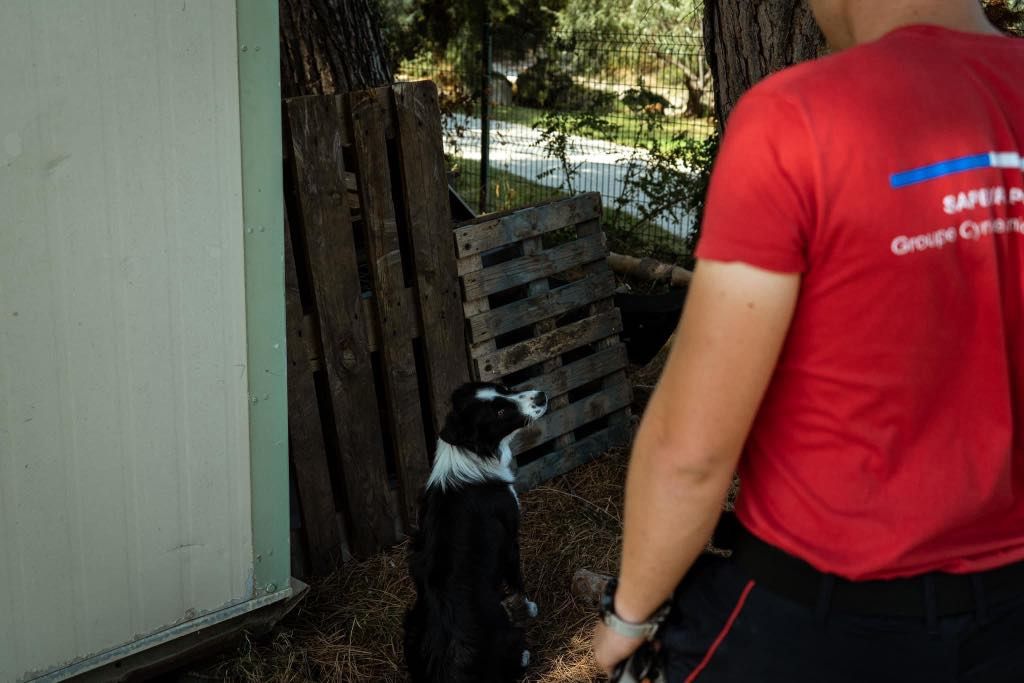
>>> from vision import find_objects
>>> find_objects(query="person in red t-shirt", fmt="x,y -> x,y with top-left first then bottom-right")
593,1 -> 1024,681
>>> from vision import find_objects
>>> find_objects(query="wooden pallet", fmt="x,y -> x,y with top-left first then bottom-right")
283,81 -> 471,564
455,193 -> 633,490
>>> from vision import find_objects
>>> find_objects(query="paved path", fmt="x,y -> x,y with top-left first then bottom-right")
445,113 -> 695,237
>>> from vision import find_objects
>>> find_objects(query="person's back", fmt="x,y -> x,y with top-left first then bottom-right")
591,3 -> 1024,682
697,25 -> 1024,580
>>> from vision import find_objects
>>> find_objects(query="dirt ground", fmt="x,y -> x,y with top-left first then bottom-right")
189,440 -> 636,683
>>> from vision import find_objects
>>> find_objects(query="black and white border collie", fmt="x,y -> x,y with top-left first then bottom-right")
404,381 -> 548,683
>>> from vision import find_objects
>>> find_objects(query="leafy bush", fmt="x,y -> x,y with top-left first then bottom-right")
514,58 -> 575,108
533,81 -> 719,267
514,57 -> 618,111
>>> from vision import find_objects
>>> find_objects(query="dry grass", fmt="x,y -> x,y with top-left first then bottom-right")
195,447 -> 633,683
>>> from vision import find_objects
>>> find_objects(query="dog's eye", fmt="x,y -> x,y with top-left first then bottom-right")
498,408 -> 506,416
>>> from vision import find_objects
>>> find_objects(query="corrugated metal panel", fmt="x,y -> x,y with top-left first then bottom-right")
0,2 -> 254,680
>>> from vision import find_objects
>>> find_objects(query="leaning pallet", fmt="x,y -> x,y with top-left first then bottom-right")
284,81 -> 471,562
455,193 -> 633,489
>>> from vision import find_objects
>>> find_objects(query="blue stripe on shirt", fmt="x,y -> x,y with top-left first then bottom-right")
890,153 -> 994,188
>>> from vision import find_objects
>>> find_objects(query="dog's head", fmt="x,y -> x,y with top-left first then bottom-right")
439,381 -> 548,458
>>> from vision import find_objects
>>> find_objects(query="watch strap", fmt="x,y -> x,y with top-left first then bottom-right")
603,610 -> 660,639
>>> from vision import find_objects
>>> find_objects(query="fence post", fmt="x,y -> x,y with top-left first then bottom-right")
479,10 -> 492,213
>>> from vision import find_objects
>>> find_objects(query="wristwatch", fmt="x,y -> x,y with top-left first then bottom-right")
600,578 -> 671,640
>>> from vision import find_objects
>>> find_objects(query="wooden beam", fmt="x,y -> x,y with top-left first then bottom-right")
475,309 -> 622,381
460,232 -> 608,297
284,217 -> 343,574
453,193 -> 601,258
286,94 -> 399,555
392,81 -> 472,434
349,87 -> 430,530
607,251 -> 693,287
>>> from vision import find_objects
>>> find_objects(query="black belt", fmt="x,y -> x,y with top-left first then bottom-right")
717,514 -> 1024,618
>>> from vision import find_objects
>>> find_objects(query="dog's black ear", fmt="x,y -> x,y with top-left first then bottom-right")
440,383 -> 476,447
448,383 -> 477,414
438,415 -> 461,447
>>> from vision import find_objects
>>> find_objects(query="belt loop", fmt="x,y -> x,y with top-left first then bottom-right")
815,574 -> 835,626
923,575 -> 938,635
970,574 -> 989,625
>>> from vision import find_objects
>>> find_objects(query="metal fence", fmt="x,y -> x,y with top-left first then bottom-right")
397,27 -> 714,260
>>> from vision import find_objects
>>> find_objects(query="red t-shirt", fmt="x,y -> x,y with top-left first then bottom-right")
696,25 -> 1024,580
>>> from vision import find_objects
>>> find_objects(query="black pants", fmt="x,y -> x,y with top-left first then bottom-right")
660,553 -> 1024,683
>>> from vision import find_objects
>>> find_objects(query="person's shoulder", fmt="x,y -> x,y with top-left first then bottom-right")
741,44 -> 877,105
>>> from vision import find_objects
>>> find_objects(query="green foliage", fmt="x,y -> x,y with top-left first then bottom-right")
419,0 -> 564,62
513,58 -> 618,111
983,0 -> 1024,36
513,58 -> 576,108
532,79 -> 719,266
533,111 -> 620,194
557,0 -> 701,35
378,0 -> 425,65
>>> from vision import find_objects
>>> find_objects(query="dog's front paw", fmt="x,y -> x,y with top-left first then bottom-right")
502,592 -> 539,625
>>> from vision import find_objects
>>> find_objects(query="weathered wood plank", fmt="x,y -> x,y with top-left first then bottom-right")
463,296 -> 490,319
512,375 -> 632,452
515,419 -> 633,492
350,87 -> 430,529
393,81 -> 472,433
284,217 -> 342,575
522,237 -> 575,451
578,218 -> 633,430
461,232 -> 608,299
360,288 -> 422,353
467,273 -> 617,347
285,94 -> 355,145
511,345 -> 628,401
475,309 -> 623,381
452,193 -> 587,230
453,193 -> 602,258
287,94 -> 399,554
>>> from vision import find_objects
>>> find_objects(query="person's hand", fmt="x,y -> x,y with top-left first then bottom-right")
592,619 -> 645,678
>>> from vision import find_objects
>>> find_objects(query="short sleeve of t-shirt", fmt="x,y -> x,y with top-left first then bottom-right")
694,91 -> 818,273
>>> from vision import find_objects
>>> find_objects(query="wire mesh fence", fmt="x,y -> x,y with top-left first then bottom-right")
397,27 -> 715,260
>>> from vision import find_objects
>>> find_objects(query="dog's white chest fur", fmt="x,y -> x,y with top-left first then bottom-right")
424,434 -> 520,507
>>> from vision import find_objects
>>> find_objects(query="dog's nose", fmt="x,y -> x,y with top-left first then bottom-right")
534,392 -> 547,407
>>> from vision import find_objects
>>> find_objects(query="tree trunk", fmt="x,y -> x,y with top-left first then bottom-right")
279,0 -> 393,98
703,0 -> 825,126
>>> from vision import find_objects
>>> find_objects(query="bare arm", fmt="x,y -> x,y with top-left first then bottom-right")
594,259 -> 799,671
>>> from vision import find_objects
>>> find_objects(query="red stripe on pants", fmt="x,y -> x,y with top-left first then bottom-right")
683,580 -> 756,683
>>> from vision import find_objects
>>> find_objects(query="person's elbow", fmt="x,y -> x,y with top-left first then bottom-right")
639,426 -> 740,491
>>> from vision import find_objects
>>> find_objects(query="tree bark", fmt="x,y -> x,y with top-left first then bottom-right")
279,0 -> 393,98
703,0 -> 825,126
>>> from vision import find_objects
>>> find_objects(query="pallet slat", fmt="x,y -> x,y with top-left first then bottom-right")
468,273 -> 616,346
577,218 -> 633,438
511,345 -> 628,401
475,309 -> 623,381
393,81 -> 472,433
350,88 -> 430,529
361,288 -> 422,353
513,375 -> 632,452
286,94 -> 399,555
454,193 -> 601,258
284,220 -> 342,574
516,418 -> 632,491
521,236 -> 575,452
459,232 -> 607,294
